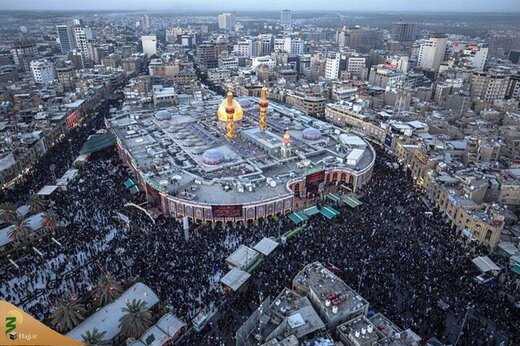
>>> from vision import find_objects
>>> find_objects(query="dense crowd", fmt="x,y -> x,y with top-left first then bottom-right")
0,100 -> 519,345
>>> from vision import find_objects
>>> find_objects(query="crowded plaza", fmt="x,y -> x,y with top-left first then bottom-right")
0,99 -> 519,346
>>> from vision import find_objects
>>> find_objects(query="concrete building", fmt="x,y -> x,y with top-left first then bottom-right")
392,21 -> 417,42
141,14 -> 151,32
234,39 -> 253,57
325,53 -> 341,80
471,68 -> 511,105
208,68 -> 231,82
152,85 -> 177,106
218,12 -> 236,31
285,92 -> 326,116
417,35 -> 448,72
196,44 -> 218,69
30,59 -> 54,85
141,35 -> 157,57
55,62 -> 76,91
293,262 -> 369,330
56,25 -> 75,53
280,10 -> 291,25
10,40 -> 38,72
73,26 -> 94,62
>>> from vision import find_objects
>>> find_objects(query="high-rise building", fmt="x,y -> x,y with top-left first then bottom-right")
30,59 -> 55,85
57,25 -> 75,53
417,34 -> 448,71
141,14 -> 151,32
73,26 -> 93,62
218,12 -> 236,31
392,20 -> 417,43
281,10 -> 291,25
290,38 -> 304,56
10,40 -> 38,72
196,44 -> 218,68
325,53 -> 341,80
141,35 -> 157,57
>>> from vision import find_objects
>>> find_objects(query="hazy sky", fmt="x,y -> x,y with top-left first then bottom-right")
1,0 -> 520,12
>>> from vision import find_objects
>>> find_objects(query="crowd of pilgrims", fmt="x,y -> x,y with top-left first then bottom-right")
0,103 -> 518,344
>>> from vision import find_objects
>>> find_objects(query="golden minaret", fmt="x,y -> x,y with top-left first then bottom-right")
225,91 -> 236,140
259,85 -> 269,131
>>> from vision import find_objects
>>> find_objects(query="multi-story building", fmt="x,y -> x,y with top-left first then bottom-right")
285,92 -> 326,116
233,39 -> 253,57
280,9 -> 291,25
218,12 -> 236,31
471,68 -> 511,105
218,56 -> 239,70
196,44 -> 218,69
10,40 -> 38,72
293,262 -> 369,330
208,68 -> 231,82
73,26 -> 94,63
55,62 -> 76,91
417,34 -> 448,72
141,35 -> 157,57
346,56 -> 367,80
56,25 -> 75,53
141,14 -> 151,32
392,21 -> 417,42
30,59 -> 54,85
325,53 -> 340,80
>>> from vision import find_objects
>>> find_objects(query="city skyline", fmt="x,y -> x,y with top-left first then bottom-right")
1,0 -> 520,12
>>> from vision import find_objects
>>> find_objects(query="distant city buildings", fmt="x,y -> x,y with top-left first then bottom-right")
218,12 -> 236,31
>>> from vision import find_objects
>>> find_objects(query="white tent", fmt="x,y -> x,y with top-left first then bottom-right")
253,237 -> 279,257
220,267 -> 251,292
225,245 -> 259,270
130,313 -> 186,346
37,185 -> 58,196
66,282 -> 159,342
472,256 -> 500,273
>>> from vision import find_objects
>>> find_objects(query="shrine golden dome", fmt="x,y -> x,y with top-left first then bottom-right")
217,91 -> 244,122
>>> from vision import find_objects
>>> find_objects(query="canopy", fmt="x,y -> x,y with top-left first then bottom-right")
129,185 -> 140,195
343,196 -> 362,208
253,237 -> 279,256
303,206 -> 320,216
320,206 -> 340,220
327,193 -> 341,203
472,256 -> 500,273
289,212 -> 308,224
80,132 -> 116,155
220,268 -> 251,292
37,185 -> 58,196
124,179 -> 136,188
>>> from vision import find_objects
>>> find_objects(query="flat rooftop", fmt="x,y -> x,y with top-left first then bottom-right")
109,97 -> 375,206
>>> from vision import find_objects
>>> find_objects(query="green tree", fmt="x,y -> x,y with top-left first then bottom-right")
93,274 -> 123,306
119,299 -> 153,338
49,294 -> 86,332
0,202 -> 17,224
81,328 -> 107,345
28,195 -> 47,213
8,215 -> 31,245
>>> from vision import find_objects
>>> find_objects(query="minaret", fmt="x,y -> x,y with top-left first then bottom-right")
281,128 -> 291,159
259,85 -> 268,131
225,90 -> 236,140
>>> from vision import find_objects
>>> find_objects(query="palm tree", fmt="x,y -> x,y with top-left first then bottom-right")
119,299 -> 153,339
93,274 -> 123,306
81,328 -> 107,346
42,210 -> 58,233
28,195 -> 47,213
50,294 -> 86,332
0,202 -> 17,224
8,215 -> 32,245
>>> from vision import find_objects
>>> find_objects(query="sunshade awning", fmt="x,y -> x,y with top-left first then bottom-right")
472,256 -> 500,273
124,179 -> 136,188
320,206 -> 340,220
343,196 -> 362,208
129,185 -> 140,194
303,206 -> 320,216
289,212 -> 308,224
327,193 -> 341,202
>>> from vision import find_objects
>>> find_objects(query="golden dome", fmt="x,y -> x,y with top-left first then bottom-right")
282,129 -> 291,144
217,91 -> 244,122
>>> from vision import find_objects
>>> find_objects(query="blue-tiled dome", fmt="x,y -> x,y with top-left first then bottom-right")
154,110 -> 172,120
201,149 -> 225,165
302,128 -> 321,141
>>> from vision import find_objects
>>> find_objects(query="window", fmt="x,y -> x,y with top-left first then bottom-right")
485,229 -> 492,241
